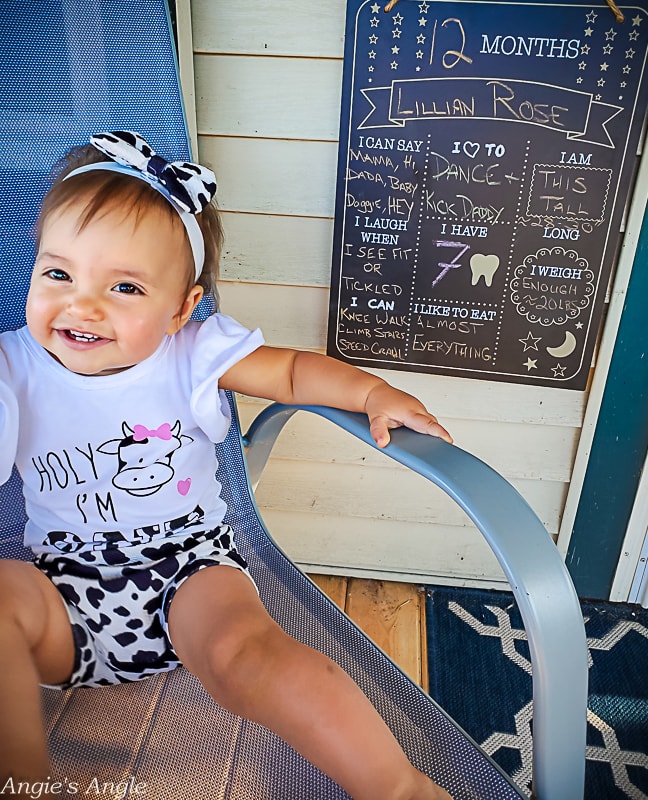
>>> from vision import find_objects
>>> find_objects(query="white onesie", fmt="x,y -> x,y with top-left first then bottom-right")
0,313 -> 263,556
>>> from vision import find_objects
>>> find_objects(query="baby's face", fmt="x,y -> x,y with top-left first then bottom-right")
27,199 -> 202,376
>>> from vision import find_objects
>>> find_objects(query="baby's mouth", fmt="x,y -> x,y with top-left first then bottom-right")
60,329 -> 106,345
69,329 -> 100,341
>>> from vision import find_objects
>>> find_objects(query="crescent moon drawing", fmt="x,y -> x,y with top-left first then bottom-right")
546,331 -> 577,358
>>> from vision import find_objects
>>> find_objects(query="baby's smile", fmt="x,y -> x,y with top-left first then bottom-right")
60,329 -> 107,345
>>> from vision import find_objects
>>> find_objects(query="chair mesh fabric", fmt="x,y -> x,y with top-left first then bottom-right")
0,2 -> 523,798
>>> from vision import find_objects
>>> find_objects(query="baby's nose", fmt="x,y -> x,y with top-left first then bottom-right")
68,290 -> 103,320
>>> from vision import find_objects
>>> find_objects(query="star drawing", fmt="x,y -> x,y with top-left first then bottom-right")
519,332 -> 541,351
524,358 -> 538,371
551,364 -> 567,378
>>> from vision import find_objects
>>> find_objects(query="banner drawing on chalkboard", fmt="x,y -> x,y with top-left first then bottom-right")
327,0 -> 648,389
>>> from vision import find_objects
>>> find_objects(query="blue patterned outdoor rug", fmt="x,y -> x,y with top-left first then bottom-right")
426,586 -> 648,799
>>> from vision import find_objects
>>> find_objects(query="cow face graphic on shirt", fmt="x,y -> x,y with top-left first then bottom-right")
97,421 -> 192,497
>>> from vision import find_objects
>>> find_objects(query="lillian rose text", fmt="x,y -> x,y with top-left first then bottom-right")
1,776 -> 146,799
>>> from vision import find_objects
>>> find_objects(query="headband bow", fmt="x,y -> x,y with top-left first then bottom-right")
90,131 -> 217,214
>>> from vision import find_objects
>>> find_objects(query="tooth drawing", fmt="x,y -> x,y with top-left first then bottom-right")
470,254 -> 500,287
546,331 -> 577,358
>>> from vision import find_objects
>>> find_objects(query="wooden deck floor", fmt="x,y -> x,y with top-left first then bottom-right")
308,575 -> 429,691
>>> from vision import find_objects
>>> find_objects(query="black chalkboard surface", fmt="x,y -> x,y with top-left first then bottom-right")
327,0 -> 648,389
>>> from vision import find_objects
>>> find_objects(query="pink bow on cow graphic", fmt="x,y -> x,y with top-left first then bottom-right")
133,423 -> 173,442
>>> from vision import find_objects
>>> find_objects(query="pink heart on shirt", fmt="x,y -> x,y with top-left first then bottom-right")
177,478 -> 192,496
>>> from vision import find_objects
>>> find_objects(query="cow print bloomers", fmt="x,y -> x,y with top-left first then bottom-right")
36,526 -> 253,689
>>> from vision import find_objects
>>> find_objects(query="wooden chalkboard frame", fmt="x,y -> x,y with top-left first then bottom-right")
327,0 -> 648,389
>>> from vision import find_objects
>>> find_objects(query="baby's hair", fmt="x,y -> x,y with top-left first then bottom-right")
37,143 -> 223,298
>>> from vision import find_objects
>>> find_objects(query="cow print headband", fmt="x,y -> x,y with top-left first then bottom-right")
63,131 -> 218,282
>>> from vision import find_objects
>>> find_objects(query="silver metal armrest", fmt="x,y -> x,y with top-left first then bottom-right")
244,403 -> 588,800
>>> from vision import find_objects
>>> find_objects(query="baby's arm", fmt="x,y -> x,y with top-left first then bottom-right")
220,346 -> 452,447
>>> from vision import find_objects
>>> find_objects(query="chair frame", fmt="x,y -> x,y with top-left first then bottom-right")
244,402 -> 589,800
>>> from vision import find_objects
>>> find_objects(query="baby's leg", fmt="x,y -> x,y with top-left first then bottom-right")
0,560 -> 75,789
168,567 -> 453,800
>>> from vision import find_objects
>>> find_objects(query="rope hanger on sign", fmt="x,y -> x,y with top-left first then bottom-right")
382,0 -> 624,22
606,0 -> 624,22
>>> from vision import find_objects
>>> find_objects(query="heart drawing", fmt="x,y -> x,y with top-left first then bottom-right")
177,478 -> 192,496
463,141 -> 480,159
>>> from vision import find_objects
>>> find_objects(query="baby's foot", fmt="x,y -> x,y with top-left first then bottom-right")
430,784 -> 454,800
397,769 -> 454,800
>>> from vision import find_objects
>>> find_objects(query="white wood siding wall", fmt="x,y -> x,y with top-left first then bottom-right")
190,0 -> 587,587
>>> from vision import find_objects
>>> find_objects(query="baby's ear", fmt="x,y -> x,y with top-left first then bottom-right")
167,284 -> 204,334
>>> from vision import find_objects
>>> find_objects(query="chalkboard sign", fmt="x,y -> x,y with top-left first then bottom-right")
327,0 -> 648,389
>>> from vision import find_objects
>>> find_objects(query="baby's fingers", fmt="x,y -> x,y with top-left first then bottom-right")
369,415 -> 392,448
406,412 -> 453,444
369,412 -> 453,448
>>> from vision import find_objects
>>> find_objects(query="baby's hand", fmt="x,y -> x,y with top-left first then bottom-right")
364,383 -> 453,448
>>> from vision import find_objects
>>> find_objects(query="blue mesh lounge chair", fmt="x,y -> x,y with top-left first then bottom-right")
0,2 -> 588,798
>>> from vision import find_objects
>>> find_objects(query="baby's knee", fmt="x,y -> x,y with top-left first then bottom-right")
0,560 -> 66,647
0,563 -> 38,654
209,622 -> 276,678
199,623 -> 288,706
0,560 -> 33,618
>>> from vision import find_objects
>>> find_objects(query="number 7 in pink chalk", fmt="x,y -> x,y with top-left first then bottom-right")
431,240 -> 470,288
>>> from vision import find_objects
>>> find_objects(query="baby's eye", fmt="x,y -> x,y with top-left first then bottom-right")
45,268 -> 71,282
113,282 -> 142,295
